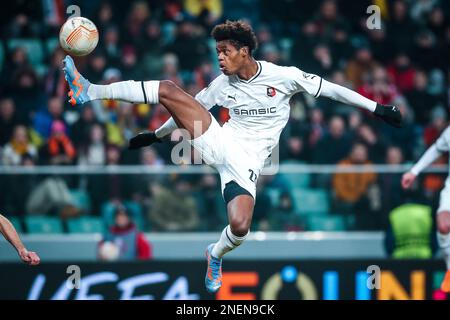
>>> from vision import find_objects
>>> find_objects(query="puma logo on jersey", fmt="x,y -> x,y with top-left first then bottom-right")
227,94 -> 237,102
233,107 -> 276,116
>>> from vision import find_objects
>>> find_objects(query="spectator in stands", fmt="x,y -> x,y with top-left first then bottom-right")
269,191 -> 303,231
345,44 -> 376,90
356,124 -> 387,163
85,51 -> 107,84
101,26 -> 121,68
149,179 -> 200,231
44,48 -> 66,98
184,0 -> 223,30
40,120 -> 76,165
366,23 -> 393,65
332,142 -> 377,215
98,204 -> 152,261
0,98 -> 20,146
2,125 -> 37,165
88,144 -> 133,215
387,0 -> 417,54
33,95 -> 65,140
26,176 -> 79,218
11,67 -> 46,121
161,53 -> 184,88
123,1 -> 151,46
78,124 -> 106,166
382,95 -> 417,161
423,106 -> 447,147
384,201 -> 436,259
358,66 -> 399,106
313,115 -> 352,164
309,0 -> 349,43
387,53 -> 416,94
71,104 -> 99,150
166,20 -> 209,72
120,46 -> 143,80
412,30 -> 442,72
405,70 -> 438,125
379,146 -> 406,225
306,43 -> 335,78
280,135 -> 309,163
0,47 -> 30,94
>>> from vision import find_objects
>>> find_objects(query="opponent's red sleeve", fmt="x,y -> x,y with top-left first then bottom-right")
136,233 -> 152,260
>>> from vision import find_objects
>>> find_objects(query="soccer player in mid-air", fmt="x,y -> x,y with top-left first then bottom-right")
402,126 -> 450,292
63,20 -> 402,293
0,214 -> 40,265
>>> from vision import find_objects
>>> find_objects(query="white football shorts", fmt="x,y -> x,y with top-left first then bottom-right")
189,114 -> 263,199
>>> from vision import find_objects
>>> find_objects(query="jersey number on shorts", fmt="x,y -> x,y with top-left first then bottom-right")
248,169 -> 258,183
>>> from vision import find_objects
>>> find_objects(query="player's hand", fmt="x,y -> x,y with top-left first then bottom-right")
374,104 -> 403,128
128,131 -> 161,150
401,172 -> 417,190
18,248 -> 40,266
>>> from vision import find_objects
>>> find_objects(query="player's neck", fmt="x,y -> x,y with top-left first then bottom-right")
236,59 -> 258,81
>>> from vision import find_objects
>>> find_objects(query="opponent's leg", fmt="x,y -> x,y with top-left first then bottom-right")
437,211 -> 450,292
63,56 -> 210,138
205,184 -> 254,293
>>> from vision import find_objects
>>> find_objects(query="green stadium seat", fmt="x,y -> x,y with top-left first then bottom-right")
24,216 -> 63,234
69,189 -> 91,213
278,160 -> 311,188
306,215 -> 347,231
7,39 -> 44,66
291,188 -> 329,215
67,217 -> 105,234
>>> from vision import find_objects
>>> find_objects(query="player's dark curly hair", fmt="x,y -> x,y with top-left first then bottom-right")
211,20 -> 258,54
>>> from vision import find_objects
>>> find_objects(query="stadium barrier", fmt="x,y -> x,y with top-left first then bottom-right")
0,259 -> 447,300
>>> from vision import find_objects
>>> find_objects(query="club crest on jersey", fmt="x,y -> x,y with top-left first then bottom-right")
267,87 -> 276,97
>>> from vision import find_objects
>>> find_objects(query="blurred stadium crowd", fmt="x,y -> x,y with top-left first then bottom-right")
0,0 -> 449,234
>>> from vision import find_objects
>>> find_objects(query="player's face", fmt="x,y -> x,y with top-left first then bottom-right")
216,41 -> 247,76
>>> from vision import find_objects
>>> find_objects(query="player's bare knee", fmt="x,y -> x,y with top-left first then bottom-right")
230,217 -> 251,237
438,212 -> 450,234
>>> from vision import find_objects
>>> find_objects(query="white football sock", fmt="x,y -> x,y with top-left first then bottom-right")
211,225 -> 249,259
87,80 -> 160,104
437,232 -> 450,269
155,117 -> 178,138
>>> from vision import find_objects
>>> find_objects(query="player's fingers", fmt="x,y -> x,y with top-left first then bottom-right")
29,252 -> 40,265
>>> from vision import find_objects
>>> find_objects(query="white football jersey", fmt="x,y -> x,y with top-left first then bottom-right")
436,126 -> 450,155
194,60 -> 323,163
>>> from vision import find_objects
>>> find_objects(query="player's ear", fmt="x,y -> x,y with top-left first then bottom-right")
240,46 -> 249,57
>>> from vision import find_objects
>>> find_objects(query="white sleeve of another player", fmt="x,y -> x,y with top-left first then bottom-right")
410,144 -> 443,176
410,127 -> 450,175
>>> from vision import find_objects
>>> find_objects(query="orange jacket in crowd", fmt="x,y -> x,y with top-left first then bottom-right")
332,159 -> 377,203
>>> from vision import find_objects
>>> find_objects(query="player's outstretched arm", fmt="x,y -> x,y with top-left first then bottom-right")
0,214 -> 40,265
319,79 -> 403,128
401,144 -> 443,189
